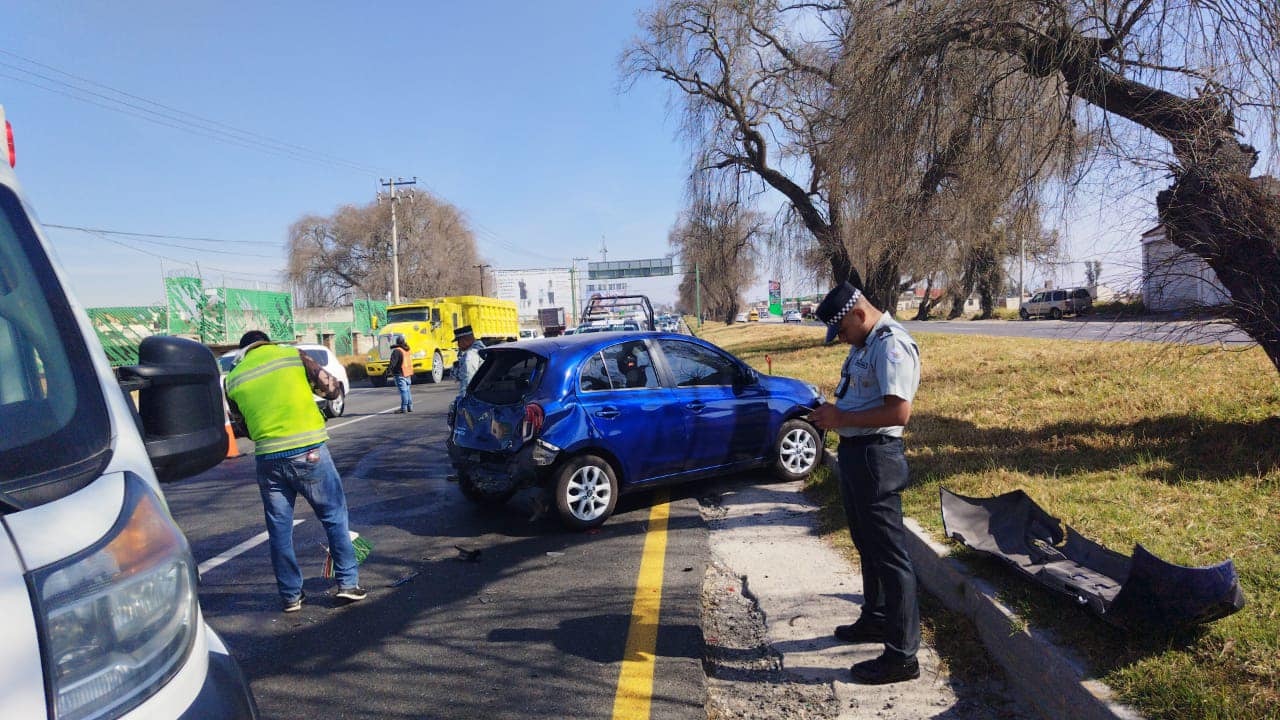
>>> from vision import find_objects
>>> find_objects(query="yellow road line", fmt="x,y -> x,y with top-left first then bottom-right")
611,491 -> 671,720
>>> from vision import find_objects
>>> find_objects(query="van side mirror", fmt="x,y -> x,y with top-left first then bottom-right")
117,336 -> 226,482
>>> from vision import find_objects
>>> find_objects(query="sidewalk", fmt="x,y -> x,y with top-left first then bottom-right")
702,475 -> 1029,719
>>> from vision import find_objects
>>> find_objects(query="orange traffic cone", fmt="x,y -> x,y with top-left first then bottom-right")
224,416 -> 241,458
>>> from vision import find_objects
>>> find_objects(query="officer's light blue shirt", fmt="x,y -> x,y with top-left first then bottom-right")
833,315 -> 920,438
455,340 -> 486,395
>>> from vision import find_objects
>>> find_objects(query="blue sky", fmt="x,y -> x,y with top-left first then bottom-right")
5,1 -> 693,306
4,2 -> 1176,309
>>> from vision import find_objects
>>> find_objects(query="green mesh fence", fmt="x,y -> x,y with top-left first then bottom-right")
214,287 -> 294,344
86,306 -> 167,366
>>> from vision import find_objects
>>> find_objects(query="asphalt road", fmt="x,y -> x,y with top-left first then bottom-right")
793,316 -> 1254,346
164,382 -> 707,720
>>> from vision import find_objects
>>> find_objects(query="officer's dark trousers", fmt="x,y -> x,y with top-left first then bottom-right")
837,434 -> 921,661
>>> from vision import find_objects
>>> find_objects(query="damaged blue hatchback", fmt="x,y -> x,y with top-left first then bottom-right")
448,332 -> 824,529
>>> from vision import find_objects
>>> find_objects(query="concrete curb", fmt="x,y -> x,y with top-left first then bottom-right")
823,448 -> 1145,720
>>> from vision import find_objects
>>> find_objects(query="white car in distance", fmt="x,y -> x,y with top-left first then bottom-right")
220,344 -> 350,419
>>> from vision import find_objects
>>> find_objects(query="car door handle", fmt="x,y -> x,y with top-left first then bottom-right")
594,407 -> 621,419
685,401 -> 705,412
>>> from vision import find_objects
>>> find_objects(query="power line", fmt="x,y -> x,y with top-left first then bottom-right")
44,222 -> 270,246
0,52 -> 383,176
45,224 -> 277,258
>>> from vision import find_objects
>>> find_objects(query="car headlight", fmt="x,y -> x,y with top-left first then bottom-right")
30,474 -> 198,720
412,350 -> 428,359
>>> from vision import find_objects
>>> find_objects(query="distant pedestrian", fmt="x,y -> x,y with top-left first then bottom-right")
453,325 -> 486,397
225,330 -> 367,612
809,276 -> 922,685
389,335 -> 413,413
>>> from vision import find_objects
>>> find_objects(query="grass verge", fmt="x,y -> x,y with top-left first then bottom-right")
695,321 -> 1280,720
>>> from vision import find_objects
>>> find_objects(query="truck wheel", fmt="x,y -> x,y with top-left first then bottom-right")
370,374 -> 387,388
458,474 -> 516,506
426,352 -> 444,384
554,454 -> 619,530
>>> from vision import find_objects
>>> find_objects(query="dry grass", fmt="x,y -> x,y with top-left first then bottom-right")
694,320 -> 1280,720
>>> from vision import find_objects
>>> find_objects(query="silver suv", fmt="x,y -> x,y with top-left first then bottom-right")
1020,287 -> 1092,319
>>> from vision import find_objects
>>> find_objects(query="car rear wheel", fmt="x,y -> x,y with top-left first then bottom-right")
1050,307 -> 1063,320
324,387 -> 346,418
554,454 -> 619,530
426,351 -> 444,383
773,419 -> 822,481
370,374 -> 387,388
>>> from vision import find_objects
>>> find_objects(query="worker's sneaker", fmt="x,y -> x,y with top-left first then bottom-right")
850,655 -> 919,685
282,592 -> 306,613
336,586 -> 368,603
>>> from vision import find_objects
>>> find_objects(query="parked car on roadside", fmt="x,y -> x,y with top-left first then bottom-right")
447,332 -> 825,529
783,310 -> 803,324
734,312 -> 748,323
220,343 -> 350,419
1020,287 -> 1093,320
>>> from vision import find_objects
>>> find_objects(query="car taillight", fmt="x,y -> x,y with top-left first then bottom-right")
521,403 -> 544,440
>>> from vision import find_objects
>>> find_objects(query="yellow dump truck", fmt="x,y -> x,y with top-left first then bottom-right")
364,295 -> 518,386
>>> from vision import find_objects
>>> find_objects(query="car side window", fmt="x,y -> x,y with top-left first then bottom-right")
1052,290 -> 1066,301
579,352 -> 613,392
1072,289 -> 1090,299
1031,292 -> 1045,303
601,340 -> 658,389
657,340 -> 739,387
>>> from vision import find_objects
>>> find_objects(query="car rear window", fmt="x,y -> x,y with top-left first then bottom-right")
301,348 -> 329,366
471,350 -> 546,404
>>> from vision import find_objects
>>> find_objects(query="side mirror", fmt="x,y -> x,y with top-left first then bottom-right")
118,336 -> 226,482
735,366 -> 759,388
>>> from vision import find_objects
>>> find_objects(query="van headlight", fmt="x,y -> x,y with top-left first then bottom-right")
29,474 -> 198,720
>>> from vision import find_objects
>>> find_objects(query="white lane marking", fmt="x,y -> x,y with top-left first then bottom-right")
197,519 -> 304,576
327,406 -> 403,431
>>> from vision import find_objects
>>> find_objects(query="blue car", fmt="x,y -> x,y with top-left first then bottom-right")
448,332 -> 825,529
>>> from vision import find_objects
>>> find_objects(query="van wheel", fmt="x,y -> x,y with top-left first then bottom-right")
426,352 -> 444,383
554,455 -> 618,530
458,474 -> 516,506
324,388 -> 346,418
1019,308 -> 1030,320
773,419 -> 822,481
370,374 -> 387,388
1050,307 -> 1063,320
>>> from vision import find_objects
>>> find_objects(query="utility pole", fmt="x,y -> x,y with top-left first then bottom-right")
473,264 -> 492,296
570,256 -> 589,326
379,177 -> 417,304
600,235 -> 607,262
1018,232 -> 1025,306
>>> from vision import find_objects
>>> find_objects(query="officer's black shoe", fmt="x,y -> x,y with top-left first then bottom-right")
850,655 -> 919,685
833,620 -> 886,644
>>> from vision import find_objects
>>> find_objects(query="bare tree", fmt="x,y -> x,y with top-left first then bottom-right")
671,176 -> 764,324
889,0 -> 1280,369
287,189 -> 486,306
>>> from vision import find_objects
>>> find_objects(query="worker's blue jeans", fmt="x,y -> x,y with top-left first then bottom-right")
255,444 -> 358,601
395,375 -> 412,410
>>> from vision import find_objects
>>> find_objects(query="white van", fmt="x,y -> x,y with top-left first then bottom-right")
0,106 -> 257,718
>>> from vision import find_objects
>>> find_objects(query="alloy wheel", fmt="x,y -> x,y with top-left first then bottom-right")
564,465 -> 612,522
780,427 -> 818,474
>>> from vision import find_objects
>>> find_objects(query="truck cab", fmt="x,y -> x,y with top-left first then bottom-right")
0,106 -> 257,718
364,296 -> 519,386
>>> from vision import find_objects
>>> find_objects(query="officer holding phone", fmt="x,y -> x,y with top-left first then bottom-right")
808,276 -> 922,685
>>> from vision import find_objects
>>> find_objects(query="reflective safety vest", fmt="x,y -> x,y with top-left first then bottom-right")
226,344 -> 328,455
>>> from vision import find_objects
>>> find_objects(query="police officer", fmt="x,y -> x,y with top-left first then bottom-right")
809,277 -> 922,684
225,330 -> 367,612
453,325 -> 486,396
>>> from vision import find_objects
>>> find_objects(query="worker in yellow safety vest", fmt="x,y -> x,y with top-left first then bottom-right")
225,330 -> 367,612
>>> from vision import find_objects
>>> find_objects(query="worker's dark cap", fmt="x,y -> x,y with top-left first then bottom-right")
238,330 -> 271,349
454,325 -> 474,340
815,281 -> 862,344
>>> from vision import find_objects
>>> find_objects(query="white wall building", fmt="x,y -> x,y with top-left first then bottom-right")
1140,226 -> 1230,311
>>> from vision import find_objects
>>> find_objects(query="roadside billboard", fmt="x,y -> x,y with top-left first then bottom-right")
493,268 -> 574,323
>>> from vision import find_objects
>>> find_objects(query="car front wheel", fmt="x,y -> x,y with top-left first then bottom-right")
324,387 -> 346,418
1050,307 -> 1063,320
554,454 -> 619,530
773,419 -> 822,481
1019,308 -> 1030,320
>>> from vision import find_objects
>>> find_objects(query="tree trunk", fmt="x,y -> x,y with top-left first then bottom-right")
913,276 -> 936,320
1159,172 -> 1280,372
864,254 -> 901,317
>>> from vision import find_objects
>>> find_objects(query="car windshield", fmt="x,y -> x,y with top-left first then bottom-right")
300,348 -> 329,366
470,350 -> 546,405
218,354 -> 239,373
387,308 -> 430,323
0,185 -> 111,508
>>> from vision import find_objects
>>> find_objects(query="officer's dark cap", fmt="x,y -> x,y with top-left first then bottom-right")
815,278 -> 863,345
454,325 -> 474,340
